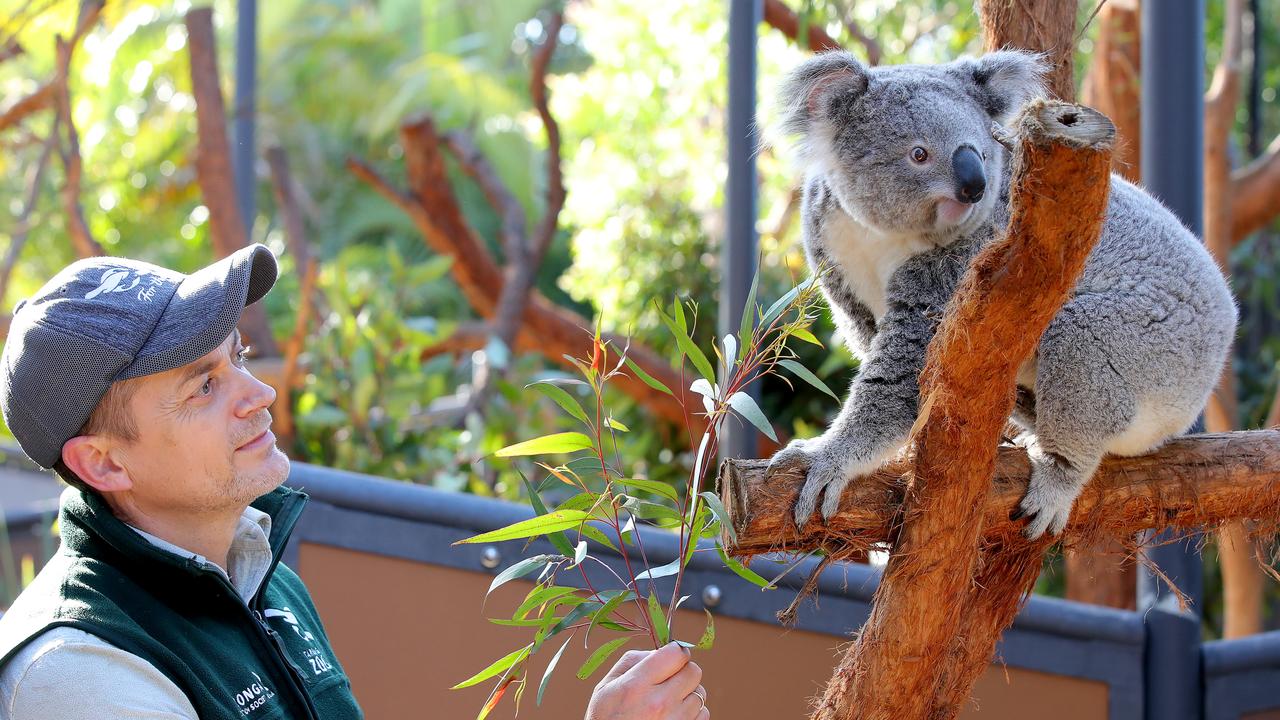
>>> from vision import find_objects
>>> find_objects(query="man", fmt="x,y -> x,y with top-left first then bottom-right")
0,245 -> 709,719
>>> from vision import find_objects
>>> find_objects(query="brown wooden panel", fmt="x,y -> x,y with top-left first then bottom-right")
298,543 -> 1108,719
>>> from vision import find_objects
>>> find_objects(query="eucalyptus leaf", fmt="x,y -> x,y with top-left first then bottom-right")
494,432 -> 594,458
716,544 -> 776,590
452,643 -> 532,689
727,391 -> 778,442
623,356 -> 673,396
487,555 -> 557,597
537,638 -> 572,706
647,591 -> 670,646
576,636 -> 632,680
696,611 -> 716,650
454,510 -> 591,545
779,359 -> 840,400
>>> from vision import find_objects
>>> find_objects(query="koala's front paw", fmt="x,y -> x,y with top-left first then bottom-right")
1014,476 -> 1080,539
767,438 -> 872,531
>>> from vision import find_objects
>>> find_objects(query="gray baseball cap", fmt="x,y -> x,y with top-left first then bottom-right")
0,244 -> 278,468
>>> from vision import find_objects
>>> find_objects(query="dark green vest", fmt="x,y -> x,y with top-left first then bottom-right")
0,486 -> 363,720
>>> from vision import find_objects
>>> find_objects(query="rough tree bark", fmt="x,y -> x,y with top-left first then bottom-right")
185,8 -> 279,357
1070,0 -> 1142,610
807,102 -> 1115,720
978,0 -> 1077,101
722,430 -> 1280,557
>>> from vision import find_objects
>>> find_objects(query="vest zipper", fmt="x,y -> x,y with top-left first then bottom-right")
209,570 -> 320,720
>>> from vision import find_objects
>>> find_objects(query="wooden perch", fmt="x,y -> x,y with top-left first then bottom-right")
185,8 -> 279,357
725,100 -> 1116,720
722,430 -> 1280,557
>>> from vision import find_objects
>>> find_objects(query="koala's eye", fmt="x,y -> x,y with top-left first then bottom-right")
911,147 -> 929,163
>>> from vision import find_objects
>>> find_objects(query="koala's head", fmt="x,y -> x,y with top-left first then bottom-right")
775,50 -> 1046,239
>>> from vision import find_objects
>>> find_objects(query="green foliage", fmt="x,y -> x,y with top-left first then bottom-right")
452,276 -> 827,714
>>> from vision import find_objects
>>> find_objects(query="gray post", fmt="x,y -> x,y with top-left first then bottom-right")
233,0 -> 257,238
1139,3 -> 1205,719
719,0 -> 762,462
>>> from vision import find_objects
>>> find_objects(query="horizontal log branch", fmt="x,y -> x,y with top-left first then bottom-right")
1232,133 -> 1280,244
721,430 -> 1280,558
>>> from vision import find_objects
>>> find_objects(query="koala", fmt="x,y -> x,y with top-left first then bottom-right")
766,50 -> 1237,538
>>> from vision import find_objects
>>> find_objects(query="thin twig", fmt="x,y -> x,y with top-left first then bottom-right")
0,113 -> 60,301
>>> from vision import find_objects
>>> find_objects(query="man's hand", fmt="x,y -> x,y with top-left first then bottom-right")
584,642 -> 709,719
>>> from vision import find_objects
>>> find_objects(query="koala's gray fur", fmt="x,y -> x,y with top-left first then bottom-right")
767,50 -> 1237,538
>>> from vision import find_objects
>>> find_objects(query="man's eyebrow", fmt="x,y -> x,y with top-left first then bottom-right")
174,355 -> 221,393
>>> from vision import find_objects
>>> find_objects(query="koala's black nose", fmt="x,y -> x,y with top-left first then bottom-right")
952,146 -> 986,204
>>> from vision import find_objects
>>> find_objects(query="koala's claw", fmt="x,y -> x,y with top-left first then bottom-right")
1016,487 -> 1074,539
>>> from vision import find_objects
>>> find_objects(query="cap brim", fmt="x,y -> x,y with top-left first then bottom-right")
118,244 -> 278,381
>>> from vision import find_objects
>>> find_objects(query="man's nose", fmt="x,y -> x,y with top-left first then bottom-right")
235,370 -> 277,416
952,145 -> 986,204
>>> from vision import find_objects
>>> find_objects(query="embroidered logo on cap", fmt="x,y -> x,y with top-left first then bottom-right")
84,268 -> 165,303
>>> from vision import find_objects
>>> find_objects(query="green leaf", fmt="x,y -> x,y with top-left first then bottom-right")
617,477 -> 680,503
454,510 -> 591,545
587,590 -> 636,638
605,417 -> 630,432
696,610 -> 716,650
538,638 -> 572,706
530,382 -> 591,427
739,272 -> 760,359
634,557 -> 683,583
542,601 -> 602,648
717,544 -> 776,590
514,586 -> 580,621
699,491 -> 737,544
494,432 -> 595,458
576,523 -> 620,554
647,591 -> 670,646
727,391 -> 778,442
576,636 -> 632,680
789,327 -> 824,347
487,555 -> 557,597
671,323 -> 717,382
521,476 -> 575,557
761,277 -> 815,328
623,356 -> 673,396
452,644 -> 532,689
779,359 -> 840,401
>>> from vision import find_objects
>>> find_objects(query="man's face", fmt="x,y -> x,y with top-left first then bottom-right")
114,331 -> 288,516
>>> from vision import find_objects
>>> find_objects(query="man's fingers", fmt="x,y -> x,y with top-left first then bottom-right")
602,650 -> 651,682
675,684 -> 709,720
659,661 -> 703,700
627,642 -> 690,685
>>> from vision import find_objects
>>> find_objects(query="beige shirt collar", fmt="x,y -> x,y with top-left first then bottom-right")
128,506 -> 274,603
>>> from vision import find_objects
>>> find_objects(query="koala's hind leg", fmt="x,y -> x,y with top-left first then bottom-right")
1018,308 -> 1137,538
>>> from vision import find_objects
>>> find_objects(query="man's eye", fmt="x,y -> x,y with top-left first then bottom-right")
235,346 -> 252,365
197,379 -> 213,397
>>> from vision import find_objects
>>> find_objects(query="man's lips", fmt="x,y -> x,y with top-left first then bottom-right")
236,428 -> 275,452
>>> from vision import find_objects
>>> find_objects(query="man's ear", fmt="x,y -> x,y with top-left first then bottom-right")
61,435 -> 133,494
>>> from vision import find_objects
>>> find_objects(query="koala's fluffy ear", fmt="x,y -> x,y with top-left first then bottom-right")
774,51 -> 869,142
957,50 -> 1047,123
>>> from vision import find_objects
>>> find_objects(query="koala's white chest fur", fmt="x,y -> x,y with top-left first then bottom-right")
822,208 -> 936,320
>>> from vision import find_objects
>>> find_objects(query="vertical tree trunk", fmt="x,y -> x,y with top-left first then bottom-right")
1204,0 -> 1263,639
978,0 -> 1077,101
185,8 -> 279,356
1067,0 -> 1143,611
